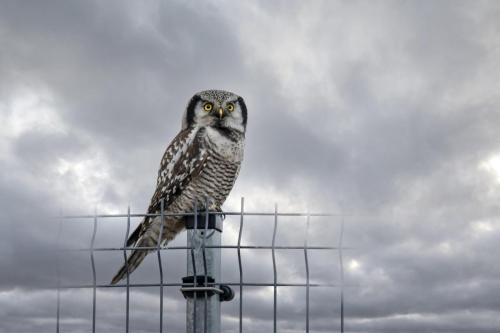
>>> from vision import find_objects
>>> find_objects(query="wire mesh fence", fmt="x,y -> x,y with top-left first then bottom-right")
56,197 -> 348,333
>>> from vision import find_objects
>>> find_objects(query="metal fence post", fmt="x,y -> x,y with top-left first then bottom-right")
183,211 -> 223,333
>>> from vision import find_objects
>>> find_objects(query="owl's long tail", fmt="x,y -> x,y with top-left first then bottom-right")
110,217 -> 184,285
110,244 -> 150,285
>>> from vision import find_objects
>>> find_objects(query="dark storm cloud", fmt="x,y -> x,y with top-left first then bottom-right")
1,1 -> 500,333
1,0 -> 247,146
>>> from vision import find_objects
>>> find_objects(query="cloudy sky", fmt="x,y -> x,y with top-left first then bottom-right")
1,0 -> 500,332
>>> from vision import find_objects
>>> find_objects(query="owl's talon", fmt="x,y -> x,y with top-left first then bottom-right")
212,206 -> 225,220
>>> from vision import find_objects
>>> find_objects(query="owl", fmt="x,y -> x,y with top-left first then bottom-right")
111,90 -> 247,284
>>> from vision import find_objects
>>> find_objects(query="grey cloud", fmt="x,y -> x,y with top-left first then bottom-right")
1,0 -> 500,333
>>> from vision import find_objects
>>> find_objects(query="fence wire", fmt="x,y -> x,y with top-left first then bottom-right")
56,197 -> 348,332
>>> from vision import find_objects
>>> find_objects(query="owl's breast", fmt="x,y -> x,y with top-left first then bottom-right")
170,149 -> 242,211
204,126 -> 245,163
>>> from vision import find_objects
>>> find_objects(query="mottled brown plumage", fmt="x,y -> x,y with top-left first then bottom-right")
111,90 -> 247,284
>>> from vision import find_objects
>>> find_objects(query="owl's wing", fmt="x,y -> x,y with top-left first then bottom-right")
126,127 -> 208,246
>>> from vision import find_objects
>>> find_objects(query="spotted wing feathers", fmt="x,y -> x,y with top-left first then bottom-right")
126,128 -> 207,247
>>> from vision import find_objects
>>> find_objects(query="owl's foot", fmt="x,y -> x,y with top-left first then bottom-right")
197,204 -> 225,220
213,206 -> 226,220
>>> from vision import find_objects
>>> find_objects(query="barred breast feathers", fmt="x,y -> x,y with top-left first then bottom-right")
204,126 -> 244,163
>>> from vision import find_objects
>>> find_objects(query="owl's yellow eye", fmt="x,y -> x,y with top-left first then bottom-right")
203,102 -> 213,112
226,103 -> 235,112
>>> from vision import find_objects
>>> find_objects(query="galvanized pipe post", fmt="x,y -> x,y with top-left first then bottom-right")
184,213 -> 223,333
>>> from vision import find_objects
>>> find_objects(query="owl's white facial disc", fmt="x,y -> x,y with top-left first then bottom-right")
182,90 -> 247,134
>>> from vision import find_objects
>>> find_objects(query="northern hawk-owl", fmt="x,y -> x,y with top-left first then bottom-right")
111,90 -> 247,284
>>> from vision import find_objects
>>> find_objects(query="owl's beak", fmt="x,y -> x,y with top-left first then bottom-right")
218,108 -> 224,119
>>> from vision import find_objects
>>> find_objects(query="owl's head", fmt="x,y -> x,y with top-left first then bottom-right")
182,90 -> 247,133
